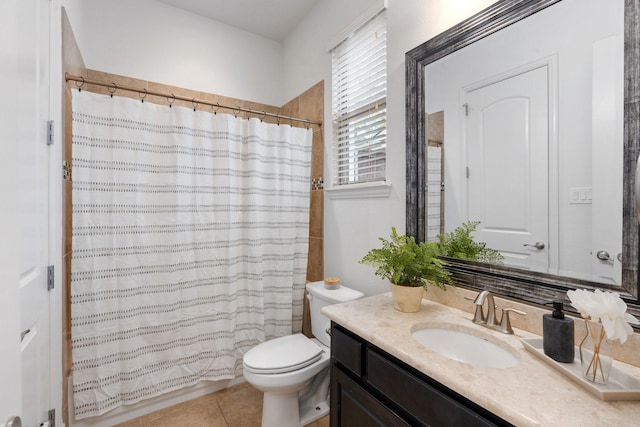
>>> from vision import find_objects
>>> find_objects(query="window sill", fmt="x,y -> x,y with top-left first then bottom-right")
325,181 -> 392,199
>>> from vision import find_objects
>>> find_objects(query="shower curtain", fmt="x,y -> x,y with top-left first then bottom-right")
70,89 -> 312,419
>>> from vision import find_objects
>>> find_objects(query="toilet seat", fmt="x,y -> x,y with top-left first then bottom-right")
243,334 -> 323,374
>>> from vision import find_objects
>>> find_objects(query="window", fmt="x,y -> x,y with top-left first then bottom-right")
331,10 -> 387,187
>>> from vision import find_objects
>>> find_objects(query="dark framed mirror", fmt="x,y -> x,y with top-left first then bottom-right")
406,0 -> 640,317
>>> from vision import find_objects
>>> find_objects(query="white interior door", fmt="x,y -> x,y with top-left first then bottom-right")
0,0 -> 23,420
0,0 -> 52,425
465,66 -> 549,271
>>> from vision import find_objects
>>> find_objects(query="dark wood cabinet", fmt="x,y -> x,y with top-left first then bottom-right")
330,323 -> 514,427
331,366 -> 410,427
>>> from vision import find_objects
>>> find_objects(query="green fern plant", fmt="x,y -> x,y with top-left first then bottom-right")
360,227 -> 452,289
437,221 -> 503,264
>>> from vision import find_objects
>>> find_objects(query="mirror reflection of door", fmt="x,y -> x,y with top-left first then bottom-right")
591,35 -> 623,285
465,65 -> 549,271
427,111 -> 444,242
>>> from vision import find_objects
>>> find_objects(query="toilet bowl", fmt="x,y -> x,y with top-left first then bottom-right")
242,281 -> 364,427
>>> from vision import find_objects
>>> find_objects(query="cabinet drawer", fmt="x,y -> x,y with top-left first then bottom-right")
331,325 -> 363,376
366,349 -> 506,427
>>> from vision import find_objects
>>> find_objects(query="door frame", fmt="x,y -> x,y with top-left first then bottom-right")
49,2 -> 64,426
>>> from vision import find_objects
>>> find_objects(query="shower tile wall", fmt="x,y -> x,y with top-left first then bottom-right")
281,81 -> 325,337
281,81 -> 325,283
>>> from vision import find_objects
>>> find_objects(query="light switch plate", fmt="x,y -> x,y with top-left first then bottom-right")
569,187 -> 592,204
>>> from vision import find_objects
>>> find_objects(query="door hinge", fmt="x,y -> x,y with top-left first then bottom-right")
47,265 -> 54,291
63,161 -> 72,181
466,167 -> 470,178
47,120 -> 55,145
41,408 -> 55,427
463,103 -> 469,116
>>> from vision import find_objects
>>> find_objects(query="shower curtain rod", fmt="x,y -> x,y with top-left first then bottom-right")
65,72 -> 322,127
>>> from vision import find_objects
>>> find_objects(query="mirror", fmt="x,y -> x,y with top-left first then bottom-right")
406,0 -> 640,316
426,0 -> 623,284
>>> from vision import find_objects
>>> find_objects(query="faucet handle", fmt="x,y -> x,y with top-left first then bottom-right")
500,308 -> 527,334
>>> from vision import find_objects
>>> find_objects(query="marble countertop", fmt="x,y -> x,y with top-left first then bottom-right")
322,293 -> 640,427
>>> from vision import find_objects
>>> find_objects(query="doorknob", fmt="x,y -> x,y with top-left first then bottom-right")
596,250 -> 613,262
523,242 -> 545,250
6,416 -> 22,427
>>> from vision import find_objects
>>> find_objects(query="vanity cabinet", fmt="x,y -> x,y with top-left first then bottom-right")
330,323 -> 514,427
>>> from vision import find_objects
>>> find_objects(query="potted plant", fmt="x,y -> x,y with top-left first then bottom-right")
437,221 -> 503,264
360,227 -> 452,312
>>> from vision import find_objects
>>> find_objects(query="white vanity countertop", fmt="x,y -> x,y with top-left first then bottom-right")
322,293 -> 640,427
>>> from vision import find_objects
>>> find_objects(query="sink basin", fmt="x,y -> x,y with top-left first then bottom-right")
411,324 -> 520,368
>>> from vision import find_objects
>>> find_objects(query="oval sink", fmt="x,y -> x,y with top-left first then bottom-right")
411,324 -> 520,368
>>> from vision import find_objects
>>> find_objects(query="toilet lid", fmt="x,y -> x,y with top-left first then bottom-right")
243,334 -> 323,374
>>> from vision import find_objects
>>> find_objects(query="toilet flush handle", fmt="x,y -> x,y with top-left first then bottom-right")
325,327 -> 332,337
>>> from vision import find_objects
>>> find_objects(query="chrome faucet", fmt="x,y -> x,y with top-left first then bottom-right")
469,291 -> 526,334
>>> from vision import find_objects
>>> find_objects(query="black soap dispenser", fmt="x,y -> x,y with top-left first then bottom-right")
543,301 -> 574,363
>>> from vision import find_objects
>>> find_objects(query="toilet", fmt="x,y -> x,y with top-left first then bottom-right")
242,280 -> 364,427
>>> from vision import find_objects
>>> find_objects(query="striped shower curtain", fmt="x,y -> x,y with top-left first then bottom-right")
70,89 -> 312,419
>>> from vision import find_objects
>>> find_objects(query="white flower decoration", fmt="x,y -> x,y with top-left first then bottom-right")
567,289 -> 639,344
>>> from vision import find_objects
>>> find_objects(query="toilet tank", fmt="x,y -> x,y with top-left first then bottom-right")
306,281 -> 364,347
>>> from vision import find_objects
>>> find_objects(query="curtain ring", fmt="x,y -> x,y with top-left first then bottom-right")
212,102 -> 219,115
192,98 -> 198,112
290,117 -> 294,128
108,82 -> 117,98
260,111 -> 266,123
233,106 -> 240,118
139,88 -> 147,103
75,76 -> 85,92
277,116 -> 281,126
168,93 -> 176,108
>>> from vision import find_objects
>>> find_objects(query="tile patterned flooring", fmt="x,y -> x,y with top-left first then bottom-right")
113,382 -> 329,427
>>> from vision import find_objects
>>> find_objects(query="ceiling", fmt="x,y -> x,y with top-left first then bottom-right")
157,0 -> 320,42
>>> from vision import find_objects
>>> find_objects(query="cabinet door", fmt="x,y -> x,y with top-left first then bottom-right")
331,366 -> 410,427
331,325 -> 363,376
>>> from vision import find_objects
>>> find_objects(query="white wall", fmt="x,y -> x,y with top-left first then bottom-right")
283,0 -> 497,296
60,0 -> 284,106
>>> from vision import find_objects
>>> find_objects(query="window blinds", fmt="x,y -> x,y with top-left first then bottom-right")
331,10 -> 387,186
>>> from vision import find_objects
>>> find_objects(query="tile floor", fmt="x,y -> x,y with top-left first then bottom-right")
113,382 -> 329,427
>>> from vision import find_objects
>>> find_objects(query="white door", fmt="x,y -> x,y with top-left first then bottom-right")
1,0 -> 52,425
465,66 -> 549,271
